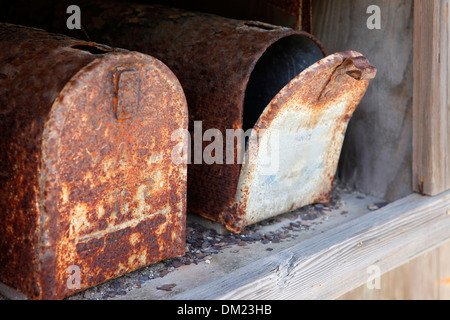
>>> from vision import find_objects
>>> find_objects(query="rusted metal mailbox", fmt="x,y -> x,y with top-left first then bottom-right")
52,2 -> 375,234
0,23 -> 188,299
4,2 -> 377,233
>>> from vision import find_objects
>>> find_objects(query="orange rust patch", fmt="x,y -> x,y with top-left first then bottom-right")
0,23 -> 188,299
440,277 -> 450,286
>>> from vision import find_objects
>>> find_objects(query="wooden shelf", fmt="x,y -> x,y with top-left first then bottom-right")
1,186 -> 447,300
98,188 -> 450,300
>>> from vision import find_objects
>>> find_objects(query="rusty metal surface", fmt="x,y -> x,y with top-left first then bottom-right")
1,1 -> 375,234
264,0 -> 303,15
30,1 -> 326,233
263,0 -> 312,31
0,23 -> 188,299
234,52 -> 377,229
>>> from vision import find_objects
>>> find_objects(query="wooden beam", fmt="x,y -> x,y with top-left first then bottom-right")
438,241 -> 450,299
171,191 -> 450,300
413,0 -> 450,196
312,0 -> 415,202
338,245 -> 444,300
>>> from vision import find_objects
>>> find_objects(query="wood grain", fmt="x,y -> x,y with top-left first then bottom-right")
339,238 -> 450,300
413,0 -> 450,196
312,0 -> 414,202
172,191 -> 450,300
439,240 -> 450,300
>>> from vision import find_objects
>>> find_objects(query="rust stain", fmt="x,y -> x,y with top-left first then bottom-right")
418,176 -> 425,195
440,277 -> 450,286
34,2 -> 325,234
0,2 -> 375,234
41,2 -> 373,234
263,0 -> 312,32
233,51 -> 376,232
0,23 -> 188,299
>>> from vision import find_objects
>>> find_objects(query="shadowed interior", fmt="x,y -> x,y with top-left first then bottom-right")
243,35 -> 325,132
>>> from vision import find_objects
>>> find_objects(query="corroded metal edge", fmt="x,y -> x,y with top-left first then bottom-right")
227,51 -> 376,233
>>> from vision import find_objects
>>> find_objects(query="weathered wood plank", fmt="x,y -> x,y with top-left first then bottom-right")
338,247 -> 441,300
413,0 -> 450,196
172,191 -> 450,300
312,0 -> 414,202
338,259 -> 410,300
409,249 -> 440,299
439,240 -> 450,299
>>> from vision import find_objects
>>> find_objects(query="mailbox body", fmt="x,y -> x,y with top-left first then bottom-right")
50,3 -> 375,233
0,24 -> 188,299
0,2 -> 376,233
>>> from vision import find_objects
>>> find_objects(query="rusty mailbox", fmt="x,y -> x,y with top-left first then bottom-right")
53,2 -> 376,234
5,1 -> 377,233
0,23 -> 188,299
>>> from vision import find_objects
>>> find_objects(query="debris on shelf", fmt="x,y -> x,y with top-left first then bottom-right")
157,284 -> 177,292
368,201 -> 390,211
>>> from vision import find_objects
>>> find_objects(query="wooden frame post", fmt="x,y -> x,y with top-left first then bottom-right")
413,0 -> 450,196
